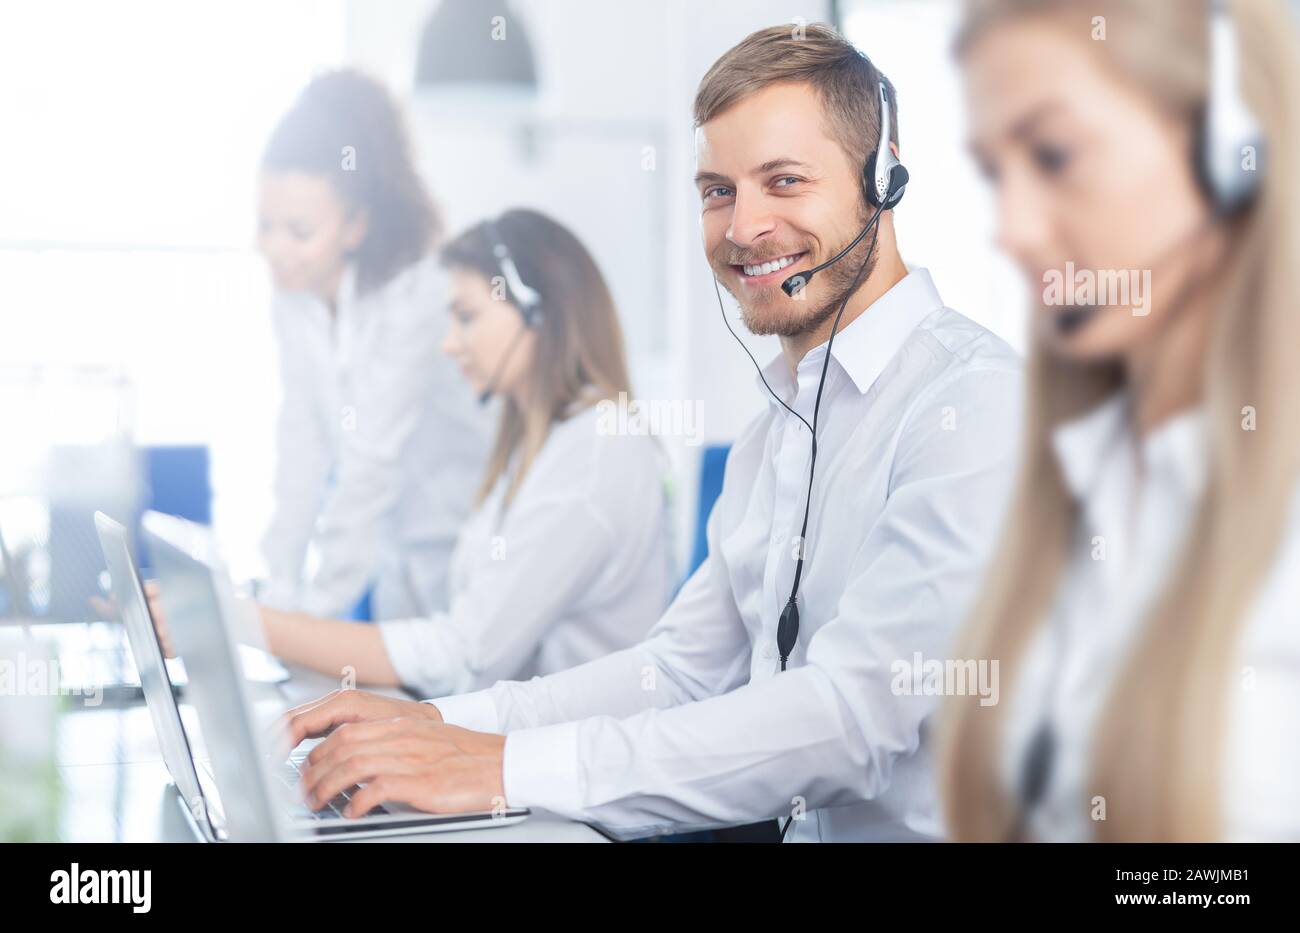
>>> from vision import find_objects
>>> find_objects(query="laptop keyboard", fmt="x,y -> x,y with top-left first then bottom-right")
279,758 -> 388,820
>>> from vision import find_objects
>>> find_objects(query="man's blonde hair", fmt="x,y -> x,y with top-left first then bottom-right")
693,23 -> 899,200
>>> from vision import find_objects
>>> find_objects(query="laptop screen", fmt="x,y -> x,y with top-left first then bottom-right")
94,512 -> 218,837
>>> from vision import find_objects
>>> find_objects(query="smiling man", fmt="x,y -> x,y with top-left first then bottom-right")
284,24 -> 1023,842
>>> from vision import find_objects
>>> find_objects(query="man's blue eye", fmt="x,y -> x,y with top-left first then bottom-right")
774,176 -> 799,187
705,186 -> 734,200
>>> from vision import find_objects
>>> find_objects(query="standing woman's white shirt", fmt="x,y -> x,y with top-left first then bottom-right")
378,401 -> 673,698
1002,393 -> 1300,841
261,254 -> 490,620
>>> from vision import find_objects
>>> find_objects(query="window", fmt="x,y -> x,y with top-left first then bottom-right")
1,0 -> 345,580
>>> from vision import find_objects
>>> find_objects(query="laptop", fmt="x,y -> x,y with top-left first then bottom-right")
96,511 -> 529,841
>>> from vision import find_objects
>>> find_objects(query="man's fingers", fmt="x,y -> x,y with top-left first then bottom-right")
303,717 -> 411,768
281,690 -> 361,746
343,775 -> 429,819
302,752 -> 384,810
285,703 -> 349,748
282,689 -> 348,723
342,779 -> 395,819
301,746 -> 417,811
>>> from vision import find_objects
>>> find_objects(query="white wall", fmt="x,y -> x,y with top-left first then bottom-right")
841,0 -> 1026,353
3,1 -> 1028,583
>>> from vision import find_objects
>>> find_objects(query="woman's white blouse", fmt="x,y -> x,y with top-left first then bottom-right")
1003,393 -> 1300,841
260,256 -> 489,620
378,403 -> 674,697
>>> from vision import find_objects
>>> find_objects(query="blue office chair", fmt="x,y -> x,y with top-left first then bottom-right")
686,444 -> 730,580
129,445 -> 212,577
345,588 -> 372,622
143,445 -> 212,525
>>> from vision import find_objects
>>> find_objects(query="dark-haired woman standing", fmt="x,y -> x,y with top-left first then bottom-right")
256,70 -> 488,621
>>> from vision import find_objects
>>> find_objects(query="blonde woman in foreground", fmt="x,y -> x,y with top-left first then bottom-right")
941,0 -> 1300,841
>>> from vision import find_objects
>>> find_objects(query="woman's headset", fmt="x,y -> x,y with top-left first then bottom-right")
1197,0 -> 1264,215
477,219 -> 543,404
485,219 -> 543,327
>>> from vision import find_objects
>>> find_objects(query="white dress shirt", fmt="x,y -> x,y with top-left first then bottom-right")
379,402 -> 674,697
432,269 -> 1024,841
260,256 -> 489,620
1003,393 -> 1300,841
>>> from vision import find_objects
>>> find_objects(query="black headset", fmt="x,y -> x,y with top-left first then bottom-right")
778,81 -> 908,299
713,76 -> 908,705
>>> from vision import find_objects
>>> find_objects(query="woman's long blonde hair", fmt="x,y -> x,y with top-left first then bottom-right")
441,210 -> 632,510
940,0 -> 1300,841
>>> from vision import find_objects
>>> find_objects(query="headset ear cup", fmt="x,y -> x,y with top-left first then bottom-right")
1191,104 -> 1221,210
863,151 -> 882,208
864,153 -> 909,210
885,163 -> 909,209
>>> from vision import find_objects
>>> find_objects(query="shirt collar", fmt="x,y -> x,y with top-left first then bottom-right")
1050,392 -> 1208,504
754,267 -> 945,404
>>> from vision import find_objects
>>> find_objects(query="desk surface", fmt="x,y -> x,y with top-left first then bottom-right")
39,634 -> 606,844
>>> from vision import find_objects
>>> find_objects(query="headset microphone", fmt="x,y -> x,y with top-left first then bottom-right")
477,322 -> 530,405
1051,305 -> 1099,337
1047,205 -> 1235,340
722,79 -> 908,664
711,77 -> 907,843
782,82 -> 908,298
780,199 -> 886,297
783,81 -> 905,846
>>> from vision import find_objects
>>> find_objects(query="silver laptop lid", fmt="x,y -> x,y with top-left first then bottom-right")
141,510 -> 294,843
93,511 -> 219,837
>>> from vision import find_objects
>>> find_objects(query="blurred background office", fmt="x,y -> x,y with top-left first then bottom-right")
0,0 -> 1025,603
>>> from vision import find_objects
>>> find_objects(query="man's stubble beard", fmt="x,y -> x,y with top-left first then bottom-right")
719,215 -> 879,339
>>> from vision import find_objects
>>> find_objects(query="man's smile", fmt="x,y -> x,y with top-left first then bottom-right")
730,250 -> 809,286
